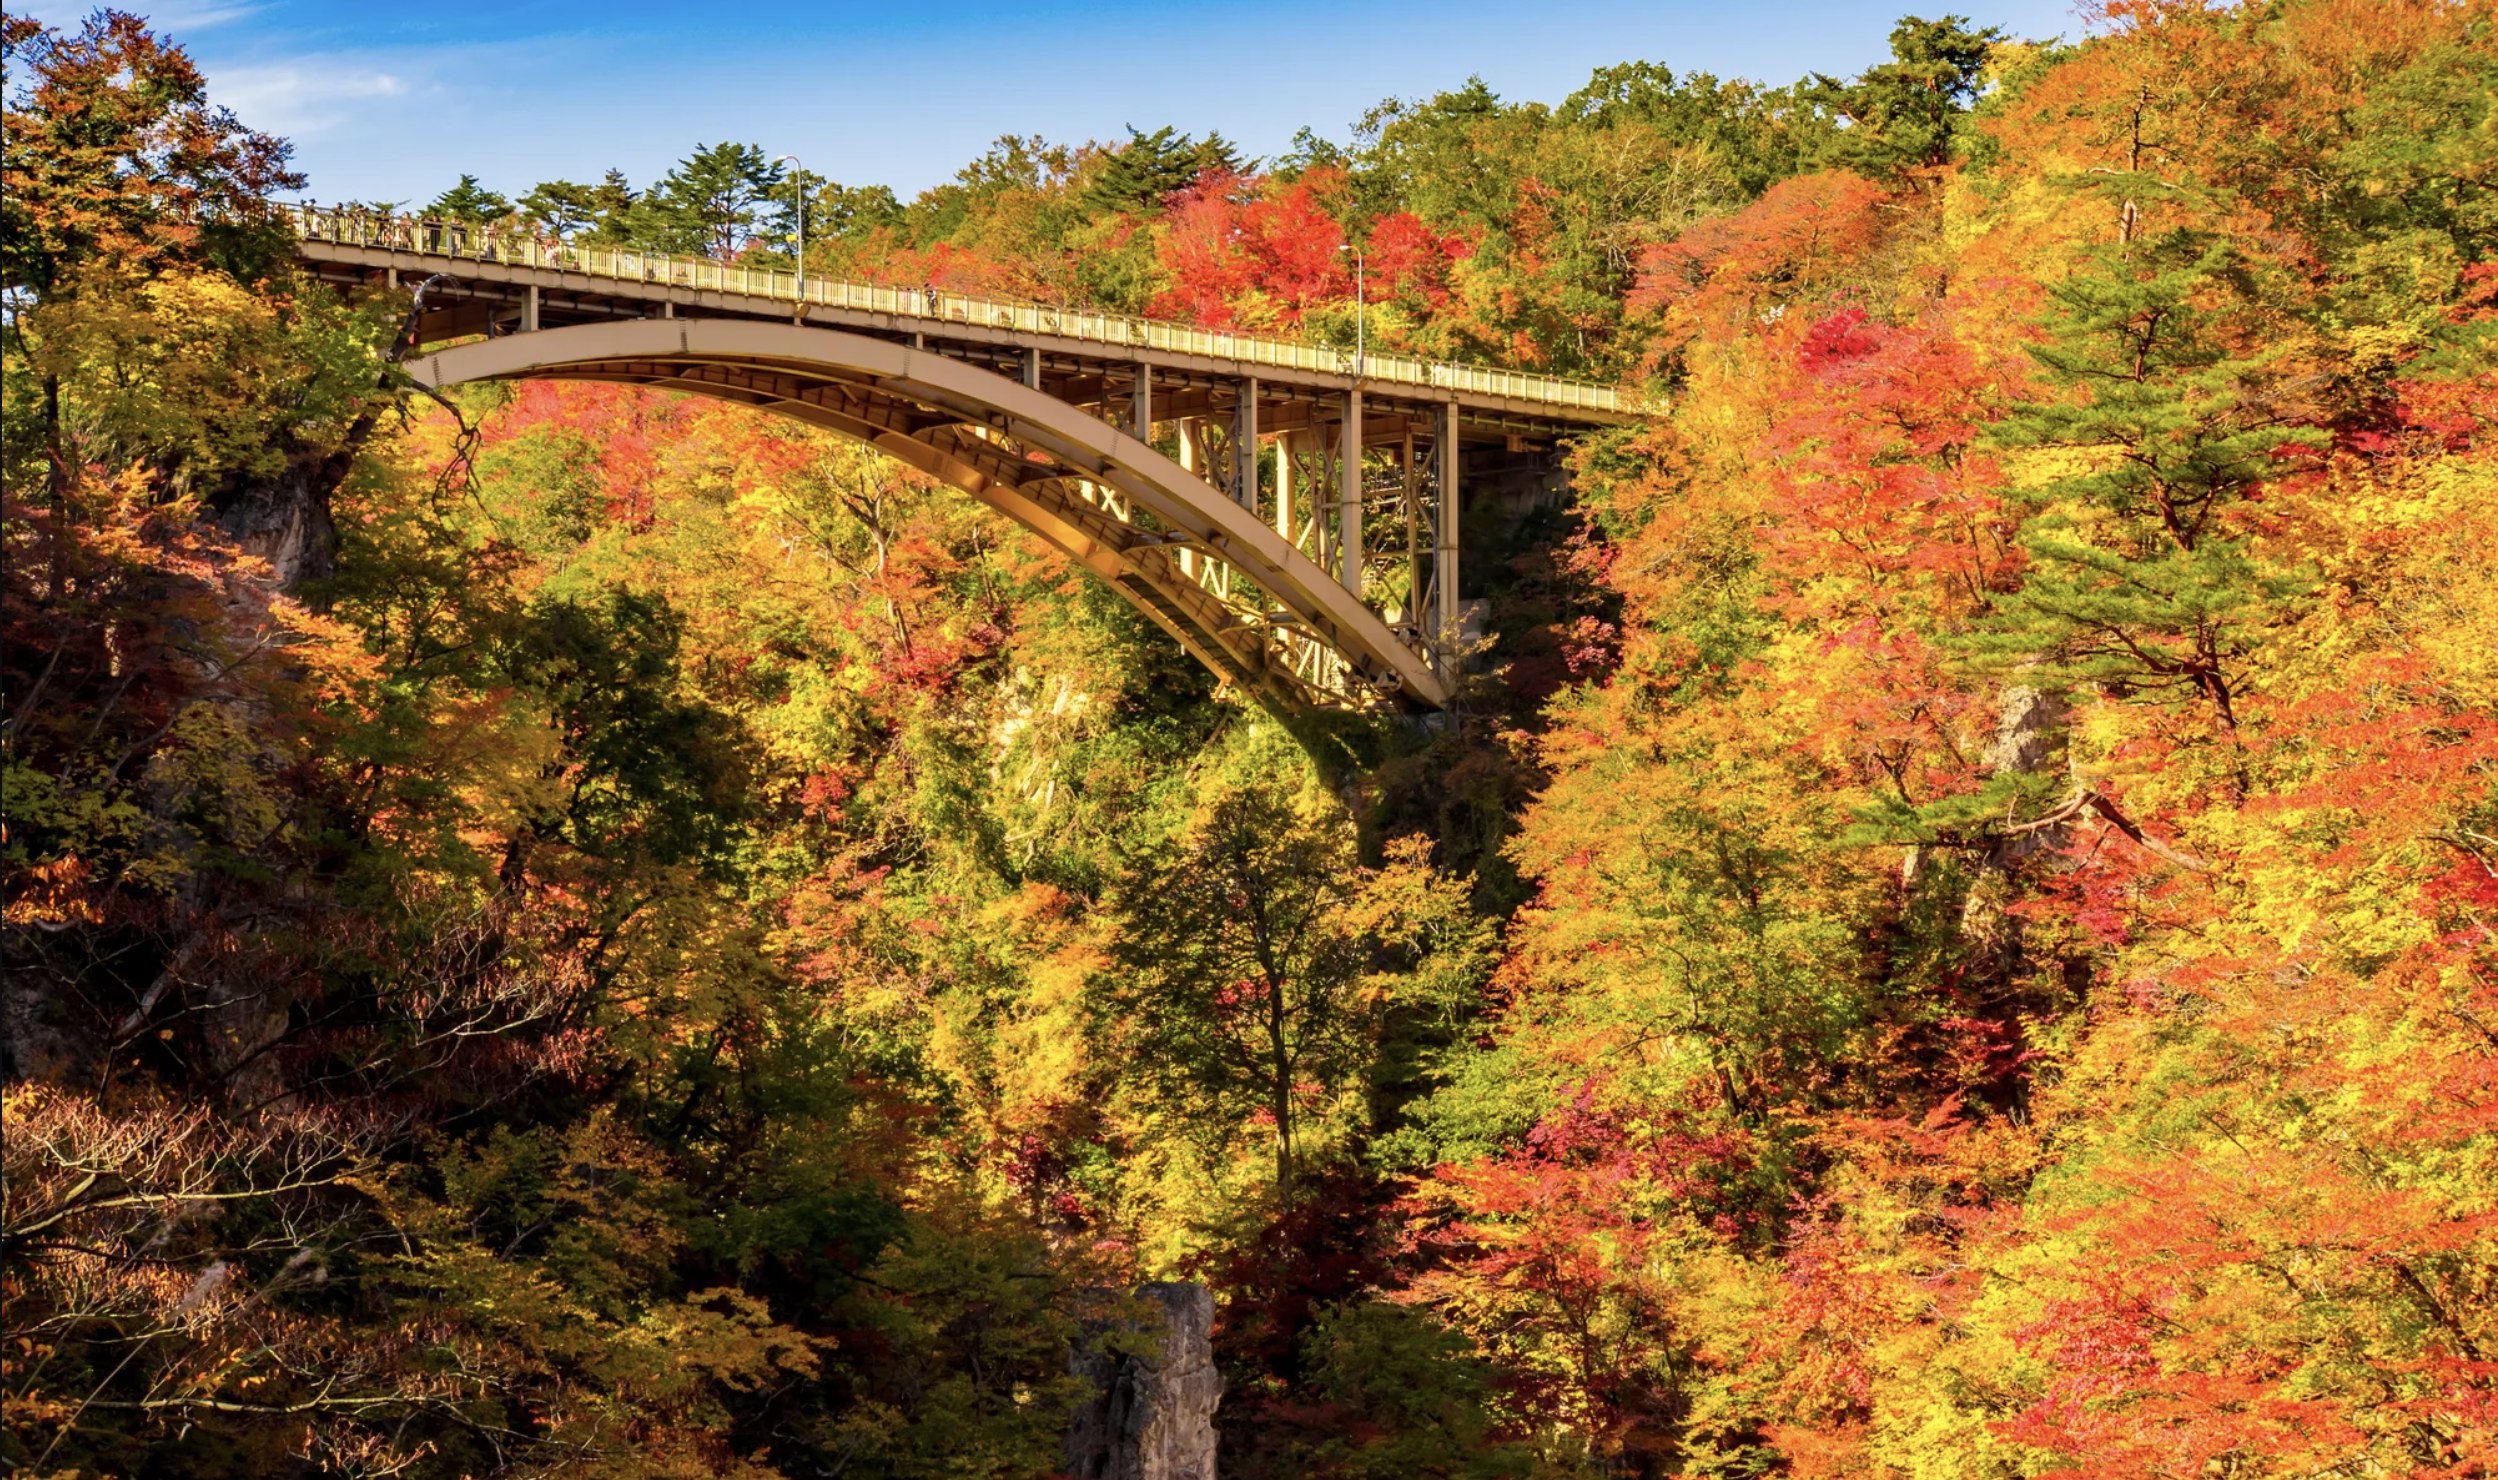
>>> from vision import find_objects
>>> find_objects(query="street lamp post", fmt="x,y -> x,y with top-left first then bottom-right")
774,154 -> 806,318
1340,241 -> 1365,377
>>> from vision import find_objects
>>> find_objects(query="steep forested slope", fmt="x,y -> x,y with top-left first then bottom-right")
5,4 -> 2495,1478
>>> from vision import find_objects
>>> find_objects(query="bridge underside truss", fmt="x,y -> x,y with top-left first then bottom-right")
411,320 -> 1452,711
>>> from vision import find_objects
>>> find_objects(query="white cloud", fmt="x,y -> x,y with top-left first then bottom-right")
211,63 -> 412,136
16,1 -> 265,33
146,1 -> 266,29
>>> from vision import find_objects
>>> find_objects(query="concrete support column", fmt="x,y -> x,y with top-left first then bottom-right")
1174,428 -> 1197,580
1274,430 -> 1296,545
1021,347 -> 1041,390
1339,390 -> 1364,596
522,284 -> 540,334
1438,401 -> 1461,664
1234,378 -> 1259,511
1401,431 -> 1417,621
1131,362 -> 1152,438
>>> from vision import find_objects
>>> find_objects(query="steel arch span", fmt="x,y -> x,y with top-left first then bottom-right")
411,320 -> 1449,711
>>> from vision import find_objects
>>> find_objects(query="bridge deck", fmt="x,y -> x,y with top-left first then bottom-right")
285,205 -> 1629,437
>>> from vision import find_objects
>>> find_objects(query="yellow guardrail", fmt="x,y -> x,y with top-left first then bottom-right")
285,202 -> 1624,416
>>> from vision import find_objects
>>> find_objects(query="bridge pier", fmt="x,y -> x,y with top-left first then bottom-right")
1274,429 -> 1295,546
1339,390 -> 1363,597
1234,378 -> 1259,511
1437,401 -> 1461,680
1400,431 -> 1418,635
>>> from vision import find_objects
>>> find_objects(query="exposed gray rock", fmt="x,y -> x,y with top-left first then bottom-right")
1066,1281 -> 1222,1480
1984,685 -> 2070,777
210,450 -> 344,595
1962,682 -> 2077,976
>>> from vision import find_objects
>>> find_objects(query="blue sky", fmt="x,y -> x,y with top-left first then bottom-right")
30,0 -> 2084,207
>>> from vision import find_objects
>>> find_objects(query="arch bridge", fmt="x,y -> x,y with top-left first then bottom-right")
287,205 -> 1633,712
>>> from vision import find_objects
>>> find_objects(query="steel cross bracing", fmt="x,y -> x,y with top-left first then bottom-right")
289,204 -> 1635,712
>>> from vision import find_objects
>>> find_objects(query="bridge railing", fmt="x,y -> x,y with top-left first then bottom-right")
286,203 -> 1625,415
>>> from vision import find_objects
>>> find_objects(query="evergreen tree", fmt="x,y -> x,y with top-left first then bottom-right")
646,141 -> 782,257
1082,125 -> 1244,215
518,170 -> 638,238
1273,124 -> 1351,177
581,169 -> 654,245
1971,229 -> 2321,734
1808,13 -> 2000,179
425,172 -> 513,223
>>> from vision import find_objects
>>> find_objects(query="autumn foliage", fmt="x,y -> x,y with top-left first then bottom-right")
7,3 -> 2498,1478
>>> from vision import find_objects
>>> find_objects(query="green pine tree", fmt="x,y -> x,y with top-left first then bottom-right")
646,142 -> 782,257
1808,14 -> 2000,180
1082,126 -> 1244,215
580,169 -> 654,245
1970,229 -> 2322,736
426,172 -> 512,223
517,170 -> 638,237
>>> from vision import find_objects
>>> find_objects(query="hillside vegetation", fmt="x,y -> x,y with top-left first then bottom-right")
4,3 -> 2496,1477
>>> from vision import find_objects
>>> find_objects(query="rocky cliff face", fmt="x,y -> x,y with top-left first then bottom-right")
1065,1282 -> 1222,1480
